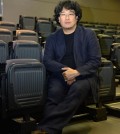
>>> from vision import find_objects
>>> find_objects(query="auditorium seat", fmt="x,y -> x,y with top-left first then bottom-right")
113,35 -> 120,43
94,24 -> 106,32
97,34 -> 113,59
36,19 -> 55,46
19,15 -> 37,31
0,28 -> 13,43
103,29 -> 116,36
0,21 -> 17,33
106,25 -> 117,30
16,29 -> 39,43
82,23 -> 95,28
9,40 -> 42,61
116,30 -> 120,35
0,59 -> 46,134
91,28 -> 101,35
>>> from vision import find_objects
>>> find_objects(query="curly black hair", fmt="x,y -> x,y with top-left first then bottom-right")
54,0 -> 82,25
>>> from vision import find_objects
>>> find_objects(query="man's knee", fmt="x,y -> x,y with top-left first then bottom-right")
70,80 -> 90,97
47,86 -> 66,103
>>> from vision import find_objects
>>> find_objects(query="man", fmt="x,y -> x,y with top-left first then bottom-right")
33,0 -> 101,134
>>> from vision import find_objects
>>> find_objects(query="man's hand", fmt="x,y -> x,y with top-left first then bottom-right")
66,78 -> 76,85
62,67 -> 80,81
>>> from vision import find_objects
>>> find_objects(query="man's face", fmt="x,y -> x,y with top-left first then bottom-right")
58,8 -> 78,30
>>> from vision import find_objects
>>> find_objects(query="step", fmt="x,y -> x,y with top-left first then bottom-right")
104,101 -> 120,117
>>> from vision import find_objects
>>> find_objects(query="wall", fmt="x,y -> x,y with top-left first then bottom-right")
2,0 -> 120,24
3,0 -> 58,23
79,0 -> 120,24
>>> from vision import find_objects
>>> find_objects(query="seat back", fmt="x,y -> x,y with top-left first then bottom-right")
98,57 -> 115,102
91,28 -> 101,35
19,15 -> 37,30
116,30 -> 120,35
0,21 -> 17,33
111,43 -> 120,68
36,19 -> 54,39
106,25 -> 117,30
113,35 -> 120,43
0,28 -> 13,43
82,23 -> 94,29
98,34 -> 113,59
10,40 -> 42,61
103,29 -> 116,36
1,59 -> 46,118
16,29 -> 39,43
94,24 -> 106,32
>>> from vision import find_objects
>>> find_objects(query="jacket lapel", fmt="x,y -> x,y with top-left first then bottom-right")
74,26 -> 84,66
56,29 -> 66,62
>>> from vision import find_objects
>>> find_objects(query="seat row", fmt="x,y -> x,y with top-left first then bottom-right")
0,16 -> 56,45
0,28 -> 39,43
0,39 -> 42,72
80,22 -> 120,29
91,28 -> 120,36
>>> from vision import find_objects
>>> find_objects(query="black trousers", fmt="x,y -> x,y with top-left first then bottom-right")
37,76 -> 91,134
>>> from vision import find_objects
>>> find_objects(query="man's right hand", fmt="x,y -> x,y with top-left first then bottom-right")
66,78 -> 76,85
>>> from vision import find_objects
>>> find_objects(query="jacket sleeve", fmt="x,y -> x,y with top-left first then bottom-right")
43,35 -> 66,72
76,29 -> 101,76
